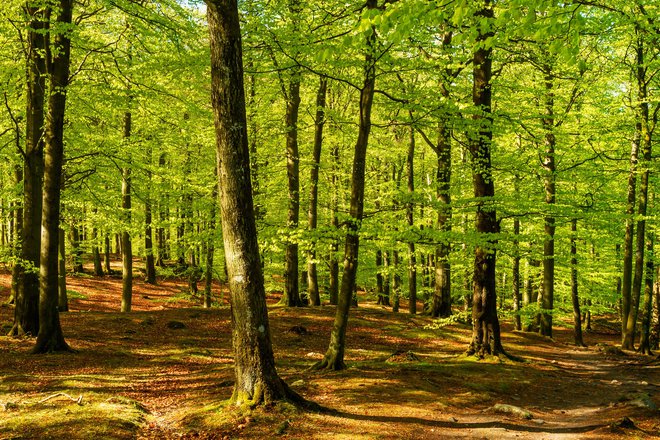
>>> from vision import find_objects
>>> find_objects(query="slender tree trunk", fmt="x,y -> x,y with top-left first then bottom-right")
11,2 -> 47,338
206,0 -> 311,407
512,217 -> 521,331
32,0 -> 73,353
70,222 -> 84,273
466,0 -> 506,357
156,153 -> 168,266
58,228 -> 67,312
406,124 -> 417,314
306,77 -> 327,306
540,65 -> 556,338
432,95 -> 452,318
9,166 -> 23,307
121,111 -> 133,313
393,250 -> 401,313
104,234 -> 111,274
376,250 -> 384,304
314,1 -> 377,370
144,149 -> 156,284
638,232 -> 654,354
623,34 -> 651,350
651,268 -> 659,350
328,139 -> 340,306
570,219 -> 585,346
92,220 -> 103,276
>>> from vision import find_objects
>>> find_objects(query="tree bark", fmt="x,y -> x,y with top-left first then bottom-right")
623,34 -> 651,350
432,92 -> 452,318
144,148 -> 156,284
512,217 -> 521,331
70,222 -> 84,273
638,232 -> 654,354
406,125 -> 416,315
206,0 -> 312,408
570,219 -> 585,346
121,111 -> 133,313
58,228 -> 68,312
307,77 -> 327,307
11,2 -> 47,338
32,0 -> 73,353
104,234 -> 111,274
465,0 -> 506,358
281,0 -> 303,307
540,65 -> 556,338
314,1 -> 377,370
328,144 -> 339,306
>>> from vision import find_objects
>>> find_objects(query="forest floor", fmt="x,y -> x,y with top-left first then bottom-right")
0,263 -> 659,439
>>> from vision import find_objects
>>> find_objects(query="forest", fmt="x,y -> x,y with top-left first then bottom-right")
0,0 -> 659,438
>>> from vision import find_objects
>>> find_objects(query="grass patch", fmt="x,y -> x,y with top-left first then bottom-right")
66,290 -> 88,300
1,394 -> 148,440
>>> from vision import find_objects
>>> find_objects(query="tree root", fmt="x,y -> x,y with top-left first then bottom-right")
38,392 -> 83,405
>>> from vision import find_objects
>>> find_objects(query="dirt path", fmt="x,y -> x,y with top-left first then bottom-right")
0,268 -> 658,439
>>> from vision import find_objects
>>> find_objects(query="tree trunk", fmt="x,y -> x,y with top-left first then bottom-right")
328,143 -> 339,306
651,269 -> 659,350
32,0 -> 73,353
432,97 -> 452,318
58,228 -> 68,312
9,166 -> 23,307
540,65 -> 556,338
376,250 -> 385,305
512,217 -> 521,331
307,77 -> 327,307
406,125 -> 416,315
570,219 -> 585,346
392,250 -> 401,313
156,153 -> 168,266
144,150 -> 156,284
623,34 -> 651,350
638,232 -> 654,354
11,2 -> 47,338
314,1 -> 377,370
92,222 -> 104,276
466,0 -> 506,358
206,0 -> 311,407
70,222 -> 84,273
121,111 -> 133,313
104,234 -> 111,274
204,170 -> 219,309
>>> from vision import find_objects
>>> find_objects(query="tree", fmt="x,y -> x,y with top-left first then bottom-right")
465,0 -> 506,358
313,0 -> 378,371
32,0 -> 73,354
206,0 -> 311,407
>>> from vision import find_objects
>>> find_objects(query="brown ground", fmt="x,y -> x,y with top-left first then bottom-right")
0,261 -> 658,439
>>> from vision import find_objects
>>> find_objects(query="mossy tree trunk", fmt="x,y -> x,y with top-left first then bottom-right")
206,0 -> 311,407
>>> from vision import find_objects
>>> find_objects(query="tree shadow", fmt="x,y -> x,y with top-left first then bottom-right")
329,410 -> 610,434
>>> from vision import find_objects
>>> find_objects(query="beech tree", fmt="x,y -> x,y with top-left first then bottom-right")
206,0 -> 312,406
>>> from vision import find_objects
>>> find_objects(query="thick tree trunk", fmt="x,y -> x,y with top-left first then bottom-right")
638,233 -> 654,355
12,2 -> 47,338
466,0 -> 506,358
406,125 -> 416,314
570,219 -> 585,346
206,0 -> 311,408
58,228 -> 68,312
32,0 -> 73,353
314,1 -> 377,370
307,77 -> 327,307
121,112 -> 133,313
540,66 -> 556,338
